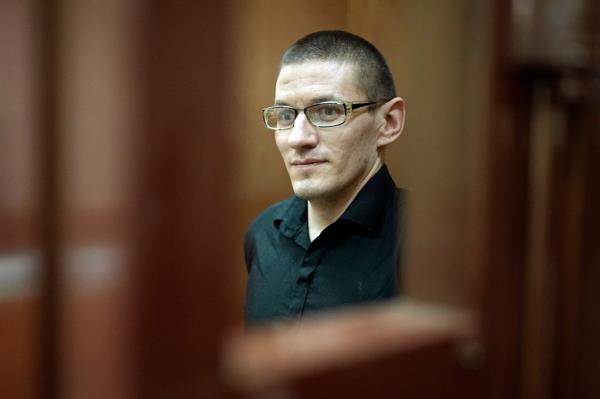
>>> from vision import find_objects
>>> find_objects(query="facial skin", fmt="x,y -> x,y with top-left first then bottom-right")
274,61 -> 403,214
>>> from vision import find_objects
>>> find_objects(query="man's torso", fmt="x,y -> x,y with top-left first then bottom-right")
244,165 -> 404,326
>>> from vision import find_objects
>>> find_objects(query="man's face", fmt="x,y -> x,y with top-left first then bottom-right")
274,61 -> 382,204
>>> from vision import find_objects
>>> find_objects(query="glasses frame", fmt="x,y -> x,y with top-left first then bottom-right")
262,99 -> 388,130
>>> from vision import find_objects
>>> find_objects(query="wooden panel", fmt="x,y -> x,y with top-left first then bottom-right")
575,103 -> 600,398
0,0 -> 40,251
481,1 -> 600,399
130,2 -> 232,397
224,301 -> 482,398
0,295 -> 40,399
0,1 -> 42,398
34,1 -> 139,398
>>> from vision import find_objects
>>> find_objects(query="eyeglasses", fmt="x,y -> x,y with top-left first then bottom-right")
262,100 -> 388,130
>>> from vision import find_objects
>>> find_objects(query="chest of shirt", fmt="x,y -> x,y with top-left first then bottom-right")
245,222 -> 398,322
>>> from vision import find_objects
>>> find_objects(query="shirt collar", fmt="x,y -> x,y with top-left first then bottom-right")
274,165 -> 397,236
338,164 -> 396,231
274,195 -> 307,239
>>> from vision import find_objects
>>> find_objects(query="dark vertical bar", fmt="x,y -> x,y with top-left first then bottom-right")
565,2 -> 600,397
38,1 -> 62,399
576,100 -> 600,399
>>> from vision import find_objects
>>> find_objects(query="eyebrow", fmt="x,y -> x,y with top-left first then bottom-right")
274,96 -> 343,107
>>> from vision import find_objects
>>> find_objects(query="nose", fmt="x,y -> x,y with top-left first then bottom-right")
287,112 -> 318,149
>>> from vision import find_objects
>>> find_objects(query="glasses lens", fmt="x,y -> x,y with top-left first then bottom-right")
264,107 -> 296,130
306,102 -> 345,127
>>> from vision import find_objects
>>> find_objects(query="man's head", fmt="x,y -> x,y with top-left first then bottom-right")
267,31 -> 405,205
281,30 -> 397,102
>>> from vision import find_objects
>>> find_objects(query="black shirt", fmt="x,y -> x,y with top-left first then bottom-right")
244,165 -> 405,326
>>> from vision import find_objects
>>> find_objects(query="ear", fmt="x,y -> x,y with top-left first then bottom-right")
376,97 -> 405,148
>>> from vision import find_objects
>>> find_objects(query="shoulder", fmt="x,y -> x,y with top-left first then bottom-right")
250,196 -> 294,228
247,196 -> 295,233
244,196 -> 296,270
383,167 -> 406,212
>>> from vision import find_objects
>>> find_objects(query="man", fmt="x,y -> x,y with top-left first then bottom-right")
244,30 -> 406,326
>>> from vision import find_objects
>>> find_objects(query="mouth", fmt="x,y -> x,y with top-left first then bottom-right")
291,158 -> 327,168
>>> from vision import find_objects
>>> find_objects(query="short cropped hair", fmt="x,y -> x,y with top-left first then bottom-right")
281,30 -> 397,101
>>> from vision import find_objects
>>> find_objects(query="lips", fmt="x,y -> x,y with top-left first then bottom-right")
291,158 -> 327,167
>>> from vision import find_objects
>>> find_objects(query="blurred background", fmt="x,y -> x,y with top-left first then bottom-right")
1,0 -> 598,398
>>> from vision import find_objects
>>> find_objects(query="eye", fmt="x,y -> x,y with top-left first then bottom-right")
278,108 -> 296,122
310,103 -> 344,123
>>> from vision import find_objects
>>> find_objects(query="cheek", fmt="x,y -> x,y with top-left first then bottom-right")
339,130 -> 377,162
274,133 -> 288,154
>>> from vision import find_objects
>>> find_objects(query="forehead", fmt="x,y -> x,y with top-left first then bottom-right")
275,61 -> 362,104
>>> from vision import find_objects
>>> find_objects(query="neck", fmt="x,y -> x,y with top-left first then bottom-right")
307,160 -> 383,241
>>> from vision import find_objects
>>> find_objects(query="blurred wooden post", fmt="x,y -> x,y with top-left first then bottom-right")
481,1 -> 600,398
33,1 -> 232,398
130,2 -> 232,398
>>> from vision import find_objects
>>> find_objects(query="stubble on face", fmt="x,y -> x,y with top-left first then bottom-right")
274,61 -> 382,207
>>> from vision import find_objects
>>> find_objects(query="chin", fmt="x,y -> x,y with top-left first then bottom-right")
291,182 -> 326,200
